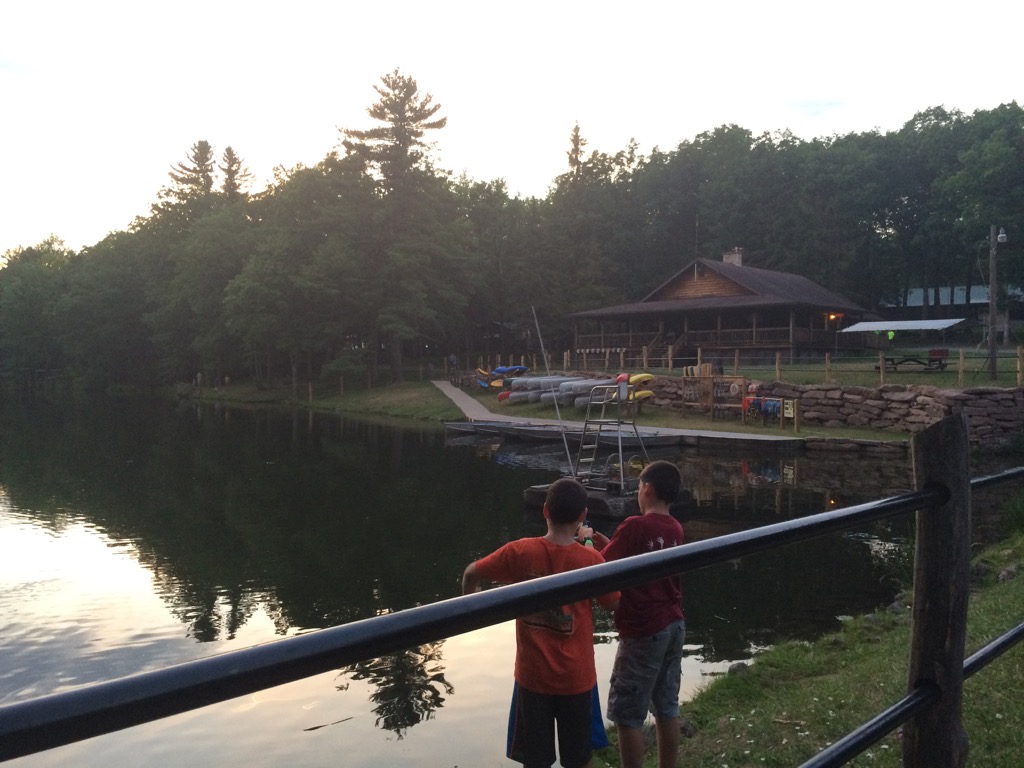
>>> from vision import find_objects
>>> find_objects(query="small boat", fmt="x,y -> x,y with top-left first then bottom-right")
492,365 -> 529,377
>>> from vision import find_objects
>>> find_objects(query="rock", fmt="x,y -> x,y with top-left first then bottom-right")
998,564 -> 1020,582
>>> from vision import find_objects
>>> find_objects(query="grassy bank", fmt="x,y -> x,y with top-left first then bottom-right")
592,534 -> 1024,767
196,378 -> 909,442
192,380 -> 465,422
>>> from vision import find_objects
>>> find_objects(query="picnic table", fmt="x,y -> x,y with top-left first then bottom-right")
875,348 -> 949,372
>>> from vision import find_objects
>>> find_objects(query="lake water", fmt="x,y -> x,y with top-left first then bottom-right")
0,396 -> 1004,766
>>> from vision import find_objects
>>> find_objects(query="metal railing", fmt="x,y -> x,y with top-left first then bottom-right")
0,430 -> 1022,765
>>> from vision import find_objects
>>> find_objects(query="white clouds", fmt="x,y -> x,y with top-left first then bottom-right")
2,1 -> 1021,254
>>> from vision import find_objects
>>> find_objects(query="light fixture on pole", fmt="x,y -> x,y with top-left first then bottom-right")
988,225 -> 1007,380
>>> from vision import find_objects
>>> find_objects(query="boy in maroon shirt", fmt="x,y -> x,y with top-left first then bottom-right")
580,460 -> 684,768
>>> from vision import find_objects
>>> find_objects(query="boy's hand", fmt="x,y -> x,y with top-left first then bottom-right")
577,525 -> 594,541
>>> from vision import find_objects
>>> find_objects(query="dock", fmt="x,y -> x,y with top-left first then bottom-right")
431,380 -> 804,453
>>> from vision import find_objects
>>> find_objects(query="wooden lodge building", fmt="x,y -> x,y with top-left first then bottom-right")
569,248 -> 884,365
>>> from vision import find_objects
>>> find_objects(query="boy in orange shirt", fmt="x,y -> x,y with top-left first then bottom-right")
463,478 -> 620,768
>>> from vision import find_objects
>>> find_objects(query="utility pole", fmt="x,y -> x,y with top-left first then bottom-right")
988,225 -> 1008,381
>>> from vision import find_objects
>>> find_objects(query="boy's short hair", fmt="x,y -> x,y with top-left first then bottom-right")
545,478 -> 588,524
640,460 -> 681,503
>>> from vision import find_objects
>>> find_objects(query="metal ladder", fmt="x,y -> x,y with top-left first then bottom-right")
573,382 -> 649,491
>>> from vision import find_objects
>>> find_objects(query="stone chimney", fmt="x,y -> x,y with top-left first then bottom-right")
722,247 -> 743,266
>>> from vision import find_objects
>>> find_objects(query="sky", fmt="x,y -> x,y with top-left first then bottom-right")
2,1 -> 1022,257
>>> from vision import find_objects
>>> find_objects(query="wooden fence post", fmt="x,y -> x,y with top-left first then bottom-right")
733,348 -> 739,376
879,350 -> 887,385
903,411 -> 971,768
775,351 -> 781,382
1017,345 -> 1023,387
958,348 -> 965,389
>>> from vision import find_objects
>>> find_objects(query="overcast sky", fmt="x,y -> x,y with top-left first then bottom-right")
2,0 -> 1022,257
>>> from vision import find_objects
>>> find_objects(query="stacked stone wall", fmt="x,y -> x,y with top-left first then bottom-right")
646,376 -> 1024,446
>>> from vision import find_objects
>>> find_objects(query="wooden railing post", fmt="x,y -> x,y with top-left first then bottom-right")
903,411 -> 971,768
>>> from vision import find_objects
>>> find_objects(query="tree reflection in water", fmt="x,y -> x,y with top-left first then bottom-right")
339,642 -> 454,737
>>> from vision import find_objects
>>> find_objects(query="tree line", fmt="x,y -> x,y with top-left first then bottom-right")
2,69 -> 1021,393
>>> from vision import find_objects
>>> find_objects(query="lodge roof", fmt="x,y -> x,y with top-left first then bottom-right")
569,258 -> 868,319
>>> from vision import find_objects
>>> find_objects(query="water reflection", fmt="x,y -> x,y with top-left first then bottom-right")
4,395 -> 1005,766
339,644 -> 454,737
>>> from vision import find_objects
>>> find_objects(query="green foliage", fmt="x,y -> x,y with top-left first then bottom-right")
1004,495 -> 1024,536
0,237 -> 73,378
3,93 -> 1023,395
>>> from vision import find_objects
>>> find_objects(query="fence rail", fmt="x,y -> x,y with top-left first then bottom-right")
1,422 -> 1022,765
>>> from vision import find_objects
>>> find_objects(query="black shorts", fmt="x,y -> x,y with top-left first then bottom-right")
507,684 -> 592,768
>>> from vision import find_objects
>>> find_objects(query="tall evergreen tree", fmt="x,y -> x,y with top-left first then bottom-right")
220,146 -> 253,201
160,140 -> 217,207
339,70 -> 459,383
341,69 -> 447,197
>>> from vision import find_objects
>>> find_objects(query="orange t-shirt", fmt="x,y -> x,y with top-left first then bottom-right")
474,537 -> 618,695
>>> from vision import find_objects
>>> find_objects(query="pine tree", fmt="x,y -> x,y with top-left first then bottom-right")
220,146 -> 253,201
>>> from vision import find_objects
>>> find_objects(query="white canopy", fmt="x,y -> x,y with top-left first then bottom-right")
840,319 -> 966,333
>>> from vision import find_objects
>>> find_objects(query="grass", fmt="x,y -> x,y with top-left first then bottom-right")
463,387 -> 910,442
590,534 -> 1024,767
194,375 -> 913,441
641,357 -> 1022,389
191,379 -> 465,422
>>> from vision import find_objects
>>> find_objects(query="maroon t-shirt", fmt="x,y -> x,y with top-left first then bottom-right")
601,512 -> 684,638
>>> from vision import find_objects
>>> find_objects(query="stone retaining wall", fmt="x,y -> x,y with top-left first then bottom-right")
647,376 -> 1024,446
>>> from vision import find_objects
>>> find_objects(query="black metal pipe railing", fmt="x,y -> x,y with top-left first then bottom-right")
793,466 -> 1024,768
964,620 -> 1024,678
799,618 -> 1024,768
800,682 -> 941,768
0,469 -> 1021,764
0,485 -> 946,762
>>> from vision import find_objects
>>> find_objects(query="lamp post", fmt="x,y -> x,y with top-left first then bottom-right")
988,224 -> 1008,380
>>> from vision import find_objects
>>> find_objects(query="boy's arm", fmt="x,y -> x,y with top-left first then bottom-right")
576,526 -> 610,551
597,590 -> 620,612
462,561 -> 483,594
